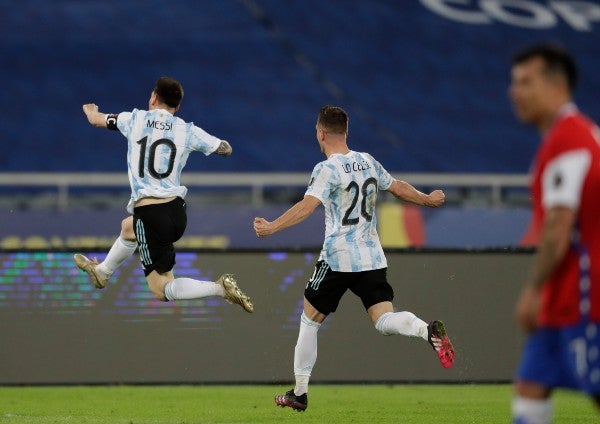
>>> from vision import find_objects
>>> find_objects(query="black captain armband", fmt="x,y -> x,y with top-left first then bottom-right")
106,114 -> 119,131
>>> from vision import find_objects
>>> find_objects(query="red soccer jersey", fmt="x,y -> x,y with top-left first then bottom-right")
529,105 -> 600,326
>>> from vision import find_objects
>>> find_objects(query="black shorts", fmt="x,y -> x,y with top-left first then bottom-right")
304,261 -> 394,315
133,197 -> 187,276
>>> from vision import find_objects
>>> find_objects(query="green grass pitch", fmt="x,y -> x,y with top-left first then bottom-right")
0,384 -> 596,423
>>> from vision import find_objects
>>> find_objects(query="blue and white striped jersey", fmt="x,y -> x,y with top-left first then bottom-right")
114,108 -> 222,213
305,150 -> 394,272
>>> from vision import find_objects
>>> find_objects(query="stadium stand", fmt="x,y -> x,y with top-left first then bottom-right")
1,1 -> 599,248
1,0 -> 598,173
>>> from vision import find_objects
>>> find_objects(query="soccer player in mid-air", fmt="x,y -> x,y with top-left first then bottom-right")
510,45 -> 600,422
254,105 -> 455,412
74,76 -> 253,313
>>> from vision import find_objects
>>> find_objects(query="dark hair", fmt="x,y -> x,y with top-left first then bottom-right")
154,77 -> 184,108
512,43 -> 577,91
317,105 -> 348,134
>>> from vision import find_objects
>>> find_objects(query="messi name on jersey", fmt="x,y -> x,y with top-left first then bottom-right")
146,120 -> 173,131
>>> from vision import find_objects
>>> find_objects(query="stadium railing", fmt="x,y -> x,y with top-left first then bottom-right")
0,172 -> 529,209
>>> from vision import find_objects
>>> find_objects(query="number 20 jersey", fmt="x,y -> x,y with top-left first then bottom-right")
305,151 -> 394,272
113,108 -> 223,213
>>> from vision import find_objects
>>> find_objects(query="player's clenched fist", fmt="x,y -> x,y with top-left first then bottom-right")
426,189 -> 445,207
82,103 -> 98,114
253,217 -> 273,238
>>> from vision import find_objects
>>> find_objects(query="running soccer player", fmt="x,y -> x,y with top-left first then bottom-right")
74,76 -> 253,313
510,44 -> 600,422
253,105 -> 454,412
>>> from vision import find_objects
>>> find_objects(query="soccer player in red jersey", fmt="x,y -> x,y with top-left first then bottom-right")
510,44 -> 600,422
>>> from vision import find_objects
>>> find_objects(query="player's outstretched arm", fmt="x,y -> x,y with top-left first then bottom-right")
387,179 -> 445,207
254,195 -> 321,237
82,103 -> 108,128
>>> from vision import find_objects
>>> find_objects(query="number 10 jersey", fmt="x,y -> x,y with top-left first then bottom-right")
112,108 -> 223,213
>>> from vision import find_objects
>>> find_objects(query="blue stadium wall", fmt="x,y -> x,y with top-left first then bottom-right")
1,0 -> 599,173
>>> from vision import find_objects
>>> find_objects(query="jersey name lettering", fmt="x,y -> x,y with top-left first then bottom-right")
146,120 -> 172,131
341,160 -> 372,174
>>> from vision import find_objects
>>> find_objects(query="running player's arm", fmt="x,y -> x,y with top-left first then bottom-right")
82,104 -> 106,127
83,103 -> 118,131
386,179 -> 445,207
190,125 -> 232,157
253,195 -> 321,237
82,103 -> 118,129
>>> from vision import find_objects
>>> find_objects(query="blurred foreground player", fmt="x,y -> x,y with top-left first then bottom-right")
75,77 -> 253,313
510,44 -> 600,422
254,105 -> 454,412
